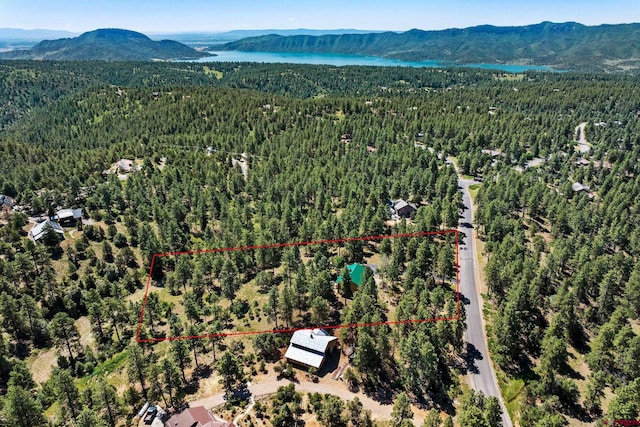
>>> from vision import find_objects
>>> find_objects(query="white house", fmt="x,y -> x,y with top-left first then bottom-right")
30,220 -> 64,242
284,329 -> 338,370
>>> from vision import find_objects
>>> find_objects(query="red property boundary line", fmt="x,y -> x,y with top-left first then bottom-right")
136,230 -> 460,343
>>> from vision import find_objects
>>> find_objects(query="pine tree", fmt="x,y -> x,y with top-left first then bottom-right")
126,344 -> 148,397
50,311 -> 82,366
391,392 -> 413,426
217,351 -> 244,398
52,368 -> 80,421
171,339 -> 192,383
2,385 -> 46,427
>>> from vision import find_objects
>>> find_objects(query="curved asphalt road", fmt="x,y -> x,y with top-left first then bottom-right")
454,163 -> 513,427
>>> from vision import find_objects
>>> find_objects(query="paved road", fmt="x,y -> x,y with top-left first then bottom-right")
456,169 -> 513,427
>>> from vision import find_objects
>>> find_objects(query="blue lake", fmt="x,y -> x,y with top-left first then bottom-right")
191,50 -> 555,73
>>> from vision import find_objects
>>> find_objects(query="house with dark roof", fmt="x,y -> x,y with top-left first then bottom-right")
284,329 -> 338,370
164,406 -> 232,427
336,263 -> 369,293
0,195 -> 14,219
30,220 -> 64,242
0,195 -> 14,210
391,199 -> 418,218
51,208 -> 83,226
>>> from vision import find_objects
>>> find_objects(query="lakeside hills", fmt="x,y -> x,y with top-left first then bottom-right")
219,21 -> 640,71
154,28 -> 382,45
0,29 -> 208,61
2,23 -> 640,71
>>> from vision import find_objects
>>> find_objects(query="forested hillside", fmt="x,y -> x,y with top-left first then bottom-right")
220,21 -> 640,72
0,29 -> 207,61
0,61 -> 639,426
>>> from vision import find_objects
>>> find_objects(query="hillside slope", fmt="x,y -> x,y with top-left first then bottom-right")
0,28 -> 207,61
220,22 -> 640,71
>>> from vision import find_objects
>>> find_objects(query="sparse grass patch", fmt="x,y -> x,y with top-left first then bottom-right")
89,351 -> 128,378
203,66 -> 223,79
497,370 -> 526,420
468,184 -> 481,202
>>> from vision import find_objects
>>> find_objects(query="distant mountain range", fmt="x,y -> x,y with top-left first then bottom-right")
219,22 -> 640,71
0,29 -> 207,61
0,28 -> 78,40
153,29 -> 384,45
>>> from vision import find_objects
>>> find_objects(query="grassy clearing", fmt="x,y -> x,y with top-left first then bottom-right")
27,347 -> 57,385
90,351 -> 128,378
468,184 -> 481,203
77,350 -> 129,392
497,370 -> 526,420
493,73 -> 525,81
203,66 -> 223,79
482,293 -> 526,423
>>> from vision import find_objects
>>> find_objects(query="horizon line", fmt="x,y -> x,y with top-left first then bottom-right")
3,20 -> 640,38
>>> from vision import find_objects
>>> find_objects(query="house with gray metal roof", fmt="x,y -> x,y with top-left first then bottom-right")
284,329 -> 338,370
30,220 -> 64,242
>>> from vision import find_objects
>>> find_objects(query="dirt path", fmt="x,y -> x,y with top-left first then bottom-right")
575,122 -> 591,153
189,377 -> 427,425
232,152 -> 248,180
233,396 -> 255,425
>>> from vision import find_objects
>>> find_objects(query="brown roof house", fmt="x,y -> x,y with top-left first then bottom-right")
164,406 -> 232,427
391,199 -> 418,219
284,328 -> 338,370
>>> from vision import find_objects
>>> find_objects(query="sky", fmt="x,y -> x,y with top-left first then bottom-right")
2,0 -> 639,33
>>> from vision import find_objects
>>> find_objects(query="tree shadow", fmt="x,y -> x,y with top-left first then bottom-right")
192,364 -> 212,380
497,352 -> 537,379
49,246 -> 64,260
569,327 -> 590,355
464,341 -> 482,374
183,377 -> 200,395
561,353 -> 585,381
362,383 -> 393,405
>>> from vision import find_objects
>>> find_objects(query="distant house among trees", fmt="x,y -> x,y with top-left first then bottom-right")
117,159 -> 135,173
391,199 -> 418,219
102,158 -> 143,177
30,220 -> 64,243
0,195 -> 14,219
572,182 -> 595,200
284,329 -> 338,370
51,208 -> 83,226
163,406 -> 232,427
0,195 -> 14,210
336,263 -> 368,293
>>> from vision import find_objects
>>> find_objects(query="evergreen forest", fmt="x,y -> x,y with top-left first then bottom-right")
0,60 -> 639,426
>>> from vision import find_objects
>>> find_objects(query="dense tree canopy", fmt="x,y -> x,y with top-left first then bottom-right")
1,59 -> 640,426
